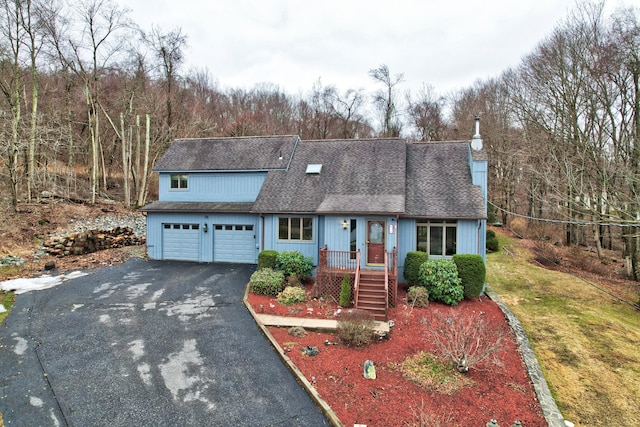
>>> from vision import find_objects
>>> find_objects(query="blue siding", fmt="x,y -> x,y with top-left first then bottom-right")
321,216 -> 399,270
146,212 -> 260,262
457,220 -> 481,255
262,215 -> 319,264
469,146 -> 488,212
396,219 -> 482,281
158,172 -> 266,202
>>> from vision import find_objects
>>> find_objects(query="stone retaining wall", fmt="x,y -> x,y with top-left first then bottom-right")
485,286 -> 567,427
43,227 -> 144,257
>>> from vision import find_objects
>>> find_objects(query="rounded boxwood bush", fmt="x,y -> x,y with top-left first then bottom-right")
418,259 -> 463,306
250,268 -> 285,296
486,229 -> 499,252
275,251 -> 313,280
403,251 -> 429,287
258,250 -> 278,270
452,254 -> 486,299
277,286 -> 307,306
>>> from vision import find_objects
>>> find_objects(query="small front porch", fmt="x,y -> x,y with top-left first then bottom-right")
316,246 -> 398,321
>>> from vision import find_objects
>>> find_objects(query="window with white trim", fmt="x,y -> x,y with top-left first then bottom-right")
170,174 -> 188,189
278,217 -> 313,241
417,220 -> 457,257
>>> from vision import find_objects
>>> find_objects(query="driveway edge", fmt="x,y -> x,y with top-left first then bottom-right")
485,285 -> 566,427
243,284 -> 343,427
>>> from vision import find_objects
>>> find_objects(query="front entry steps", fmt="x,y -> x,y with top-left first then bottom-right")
355,270 -> 388,321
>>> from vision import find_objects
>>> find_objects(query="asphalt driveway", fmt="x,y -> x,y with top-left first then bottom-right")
0,259 -> 330,426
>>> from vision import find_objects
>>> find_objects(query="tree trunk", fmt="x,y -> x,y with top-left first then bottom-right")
121,113 -> 130,207
136,114 -> 151,207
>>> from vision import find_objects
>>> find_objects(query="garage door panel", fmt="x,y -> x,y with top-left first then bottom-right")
214,224 -> 255,263
162,223 -> 200,261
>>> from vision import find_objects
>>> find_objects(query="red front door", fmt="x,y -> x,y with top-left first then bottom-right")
367,220 -> 385,264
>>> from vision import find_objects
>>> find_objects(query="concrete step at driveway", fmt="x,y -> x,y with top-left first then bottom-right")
255,313 -> 390,333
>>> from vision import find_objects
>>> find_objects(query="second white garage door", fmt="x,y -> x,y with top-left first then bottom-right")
213,224 -> 256,263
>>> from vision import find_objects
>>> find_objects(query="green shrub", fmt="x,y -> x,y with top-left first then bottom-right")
258,250 -> 278,270
336,309 -> 376,347
275,251 -> 313,280
486,230 -> 499,252
249,268 -> 285,296
452,254 -> 486,299
339,274 -> 352,307
277,286 -> 307,305
287,273 -> 301,287
404,251 -> 429,287
407,286 -> 429,308
418,259 -> 464,306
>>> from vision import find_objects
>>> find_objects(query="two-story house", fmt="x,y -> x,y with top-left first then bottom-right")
141,121 -> 487,317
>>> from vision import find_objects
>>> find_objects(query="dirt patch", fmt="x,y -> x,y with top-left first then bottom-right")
0,201 -> 146,281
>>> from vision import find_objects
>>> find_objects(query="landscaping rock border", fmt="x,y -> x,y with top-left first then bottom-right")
485,285 -> 567,427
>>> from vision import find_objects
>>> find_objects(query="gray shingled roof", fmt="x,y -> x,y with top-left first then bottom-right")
251,139 -> 406,214
405,142 -> 486,218
153,135 -> 299,171
145,136 -> 486,219
140,201 -> 254,213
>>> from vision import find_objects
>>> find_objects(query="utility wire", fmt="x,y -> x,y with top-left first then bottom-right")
504,225 -> 640,311
490,202 -> 640,228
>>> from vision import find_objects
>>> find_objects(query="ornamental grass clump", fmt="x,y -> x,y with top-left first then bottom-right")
277,286 -> 307,306
418,259 -> 463,305
407,286 -> 429,308
249,268 -> 285,296
336,309 -> 376,347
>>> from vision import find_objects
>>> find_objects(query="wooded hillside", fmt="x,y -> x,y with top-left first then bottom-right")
1,0 -> 640,283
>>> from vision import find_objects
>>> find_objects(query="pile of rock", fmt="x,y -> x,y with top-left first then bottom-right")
43,226 -> 145,257
0,256 -> 26,267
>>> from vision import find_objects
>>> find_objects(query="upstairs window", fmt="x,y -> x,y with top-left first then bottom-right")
170,174 -> 188,190
278,217 -> 313,241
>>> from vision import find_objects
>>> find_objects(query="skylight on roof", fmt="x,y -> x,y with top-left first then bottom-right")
306,164 -> 322,174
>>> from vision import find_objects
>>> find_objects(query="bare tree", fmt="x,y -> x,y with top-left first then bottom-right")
369,64 -> 404,137
51,0 -> 133,203
0,0 -> 25,209
333,88 -> 366,138
143,25 -> 187,142
406,83 -> 445,141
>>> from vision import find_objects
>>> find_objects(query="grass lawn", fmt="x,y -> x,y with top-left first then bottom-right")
0,291 -> 15,325
487,232 -> 640,427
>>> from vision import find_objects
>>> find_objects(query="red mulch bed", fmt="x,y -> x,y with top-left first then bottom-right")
247,286 -> 547,427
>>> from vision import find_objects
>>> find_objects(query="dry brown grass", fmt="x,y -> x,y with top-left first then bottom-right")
488,229 -> 640,426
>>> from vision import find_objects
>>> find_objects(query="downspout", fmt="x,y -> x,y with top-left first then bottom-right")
395,214 -> 400,250
478,220 -> 482,255
260,214 -> 265,251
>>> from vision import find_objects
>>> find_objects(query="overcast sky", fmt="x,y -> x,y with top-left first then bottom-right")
125,0 -> 618,97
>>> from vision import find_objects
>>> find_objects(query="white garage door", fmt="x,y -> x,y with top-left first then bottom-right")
214,224 -> 256,263
162,223 -> 201,261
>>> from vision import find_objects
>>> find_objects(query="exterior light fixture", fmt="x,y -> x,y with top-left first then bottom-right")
203,223 -> 208,233
342,220 -> 348,230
